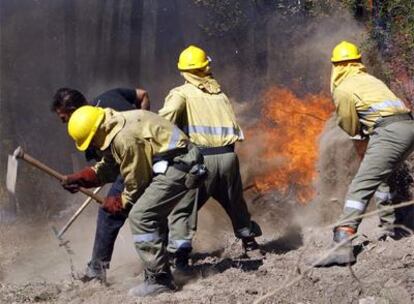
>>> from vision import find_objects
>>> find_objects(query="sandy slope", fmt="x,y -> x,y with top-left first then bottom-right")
1,197 -> 413,304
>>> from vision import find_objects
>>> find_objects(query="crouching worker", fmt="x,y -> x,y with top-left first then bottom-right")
313,41 -> 414,267
62,106 -> 207,296
52,87 -> 150,282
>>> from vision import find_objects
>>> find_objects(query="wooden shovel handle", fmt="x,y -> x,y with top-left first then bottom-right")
19,150 -> 104,204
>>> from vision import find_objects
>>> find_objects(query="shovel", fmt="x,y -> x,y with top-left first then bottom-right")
6,146 -> 104,204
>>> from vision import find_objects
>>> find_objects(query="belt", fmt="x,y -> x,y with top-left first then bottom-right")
198,144 -> 235,156
152,147 -> 187,164
374,113 -> 413,129
173,162 -> 192,172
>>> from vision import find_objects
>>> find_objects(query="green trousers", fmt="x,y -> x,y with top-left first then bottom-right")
128,165 -> 191,274
167,152 -> 259,253
337,120 -> 414,230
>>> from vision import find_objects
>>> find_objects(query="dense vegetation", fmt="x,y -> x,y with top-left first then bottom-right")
340,0 -> 413,105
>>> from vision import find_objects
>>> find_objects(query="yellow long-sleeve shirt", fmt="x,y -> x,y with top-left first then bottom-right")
159,72 -> 244,147
92,109 -> 188,207
331,63 -> 410,136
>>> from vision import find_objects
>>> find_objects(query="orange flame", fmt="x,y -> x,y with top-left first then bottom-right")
241,87 -> 333,203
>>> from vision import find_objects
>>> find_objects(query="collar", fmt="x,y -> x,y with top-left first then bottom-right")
93,109 -> 125,150
181,71 -> 221,94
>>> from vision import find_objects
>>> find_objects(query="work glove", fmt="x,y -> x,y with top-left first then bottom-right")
61,167 -> 100,193
103,195 -> 123,214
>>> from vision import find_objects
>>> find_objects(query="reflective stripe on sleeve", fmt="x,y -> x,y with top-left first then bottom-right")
168,126 -> 182,150
344,200 -> 365,211
368,100 -> 407,112
239,128 -> 245,140
133,232 -> 161,243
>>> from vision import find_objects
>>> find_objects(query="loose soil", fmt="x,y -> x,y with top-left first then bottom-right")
1,196 -> 413,304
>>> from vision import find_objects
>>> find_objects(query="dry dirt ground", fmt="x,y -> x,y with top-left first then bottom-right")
1,196 -> 414,304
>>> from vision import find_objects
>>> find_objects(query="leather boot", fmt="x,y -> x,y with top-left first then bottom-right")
242,237 -> 265,259
170,248 -> 191,272
313,227 -> 356,267
128,270 -> 176,297
78,260 -> 107,283
378,221 -> 401,241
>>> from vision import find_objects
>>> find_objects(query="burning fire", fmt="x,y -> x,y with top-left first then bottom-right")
241,87 -> 333,203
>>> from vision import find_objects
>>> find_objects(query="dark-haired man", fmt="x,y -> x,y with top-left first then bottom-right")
51,87 -> 150,282
52,87 -> 149,123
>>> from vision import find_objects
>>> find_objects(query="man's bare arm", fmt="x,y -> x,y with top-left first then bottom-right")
136,88 -> 150,110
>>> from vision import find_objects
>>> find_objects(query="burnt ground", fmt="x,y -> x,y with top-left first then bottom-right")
1,196 -> 414,304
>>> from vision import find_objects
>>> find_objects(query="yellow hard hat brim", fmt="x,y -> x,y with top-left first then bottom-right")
177,59 -> 210,71
75,112 -> 105,151
331,54 -> 362,63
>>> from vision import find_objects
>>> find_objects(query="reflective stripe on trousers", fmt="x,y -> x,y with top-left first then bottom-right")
133,232 -> 161,243
169,239 -> 192,249
344,200 -> 365,211
374,191 -> 393,201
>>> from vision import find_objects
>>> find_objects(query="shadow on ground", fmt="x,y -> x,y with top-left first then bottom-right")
261,225 -> 303,254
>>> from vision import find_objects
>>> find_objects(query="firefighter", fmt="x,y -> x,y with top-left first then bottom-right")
315,41 -> 414,267
63,106 -> 207,296
51,87 -> 150,282
159,45 -> 263,269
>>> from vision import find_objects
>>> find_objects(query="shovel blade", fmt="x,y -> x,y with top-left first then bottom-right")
6,155 -> 18,194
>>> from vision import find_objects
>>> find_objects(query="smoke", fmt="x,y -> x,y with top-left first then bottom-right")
308,117 -> 414,227
309,117 -> 362,224
0,2 -> 364,222
233,8 -> 365,205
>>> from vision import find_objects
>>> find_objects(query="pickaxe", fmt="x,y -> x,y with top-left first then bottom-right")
7,146 -> 104,204
7,146 -> 106,239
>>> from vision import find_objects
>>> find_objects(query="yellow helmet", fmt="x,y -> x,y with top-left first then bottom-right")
331,41 -> 362,63
177,45 -> 210,71
68,106 -> 105,151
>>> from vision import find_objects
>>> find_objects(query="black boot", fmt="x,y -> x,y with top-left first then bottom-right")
242,237 -> 265,259
171,248 -> 191,272
313,227 -> 356,267
378,221 -> 403,241
78,260 -> 107,283
128,270 -> 176,297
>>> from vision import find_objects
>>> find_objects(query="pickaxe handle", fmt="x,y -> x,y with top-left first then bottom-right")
14,147 -> 104,204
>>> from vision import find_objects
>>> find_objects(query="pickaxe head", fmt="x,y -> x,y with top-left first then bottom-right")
6,146 -> 24,194
13,146 -> 24,159
6,146 -> 25,194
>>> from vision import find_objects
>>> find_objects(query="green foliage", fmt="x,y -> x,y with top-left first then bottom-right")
380,1 -> 414,73
193,0 -> 248,36
356,1 -> 413,103
294,1 -> 413,103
